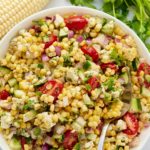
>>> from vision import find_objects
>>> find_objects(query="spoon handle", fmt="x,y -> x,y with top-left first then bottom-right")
98,122 -> 110,150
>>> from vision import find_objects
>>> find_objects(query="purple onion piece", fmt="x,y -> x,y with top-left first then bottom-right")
115,38 -> 121,43
77,35 -> 84,43
68,30 -> 74,39
42,144 -> 49,150
51,16 -> 56,22
86,38 -> 92,45
42,54 -> 49,62
45,16 -> 52,20
55,46 -> 61,56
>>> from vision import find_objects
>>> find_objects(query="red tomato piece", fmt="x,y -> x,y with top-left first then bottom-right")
88,76 -> 100,90
144,81 -> 150,88
44,35 -> 57,49
100,62 -> 118,72
0,90 -> 10,100
39,80 -> 63,101
137,63 -> 150,87
137,63 -> 150,76
65,16 -> 88,30
63,130 -> 78,150
81,45 -> 99,62
123,112 -> 139,136
20,137 -> 26,150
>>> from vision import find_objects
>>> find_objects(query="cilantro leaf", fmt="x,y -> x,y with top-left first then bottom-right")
110,49 -> 123,66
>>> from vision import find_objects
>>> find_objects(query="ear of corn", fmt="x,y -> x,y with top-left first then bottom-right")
0,0 -> 49,39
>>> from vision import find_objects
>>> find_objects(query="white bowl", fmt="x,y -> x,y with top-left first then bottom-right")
0,6 -> 150,150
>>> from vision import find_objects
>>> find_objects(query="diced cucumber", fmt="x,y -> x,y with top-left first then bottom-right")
53,134 -> 63,142
0,66 -> 11,77
87,133 -> 97,141
23,110 -> 37,122
142,86 -> 150,97
72,122 -> 82,131
145,74 -> 150,82
8,78 -> 17,87
34,77 -> 47,87
101,20 -> 114,35
83,94 -> 94,106
116,145 -> 124,150
104,92 -> 112,103
130,98 -> 142,112
10,138 -> 21,150
120,73 -> 129,84
31,127 -> 41,139
74,143 -> 81,150
59,116 -> 67,123
59,28 -> 68,38
14,90 -> 26,98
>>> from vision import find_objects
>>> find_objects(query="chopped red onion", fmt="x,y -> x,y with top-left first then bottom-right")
51,16 -> 56,22
86,38 -> 92,45
123,34 -> 129,39
68,30 -> 74,39
26,51 -> 31,58
144,122 -> 150,128
55,46 -> 61,56
42,144 -> 49,150
77,35 -> 84,43
85,127 -> 93,134
45,16 -> 52,20
129,137 -> 140,148
118,78 -> 125,84
115,38 -> 121,43
42,54 -> 49,61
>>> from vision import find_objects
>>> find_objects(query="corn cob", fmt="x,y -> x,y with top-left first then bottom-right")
0,0 -> 49,39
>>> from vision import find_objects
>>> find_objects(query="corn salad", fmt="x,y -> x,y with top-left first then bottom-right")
0,14 -> 150,150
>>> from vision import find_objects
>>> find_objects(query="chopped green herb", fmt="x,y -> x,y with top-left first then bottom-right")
74,143 -> 81,150
69,0 -> 96,8
32,19 -> 45,26
63,55 -> 72,67
110,49 -> 123,66
33,127 -> 41,136
104,77 -> 115,91
37,63 -> 44,69
83,33 -> 89,39
35,91 -> 42,96
85,54 -> 92,61
69,45 -> 73,52
83,61 -> 91,70
85,84 -> 91,91
23,100 -> 34,110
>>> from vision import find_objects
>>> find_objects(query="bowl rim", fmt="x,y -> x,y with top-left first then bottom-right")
0,6 -> 150,150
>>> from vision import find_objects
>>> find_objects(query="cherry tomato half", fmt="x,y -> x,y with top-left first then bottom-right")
88,76 -> 100,90
39,80 -> 63,101
65,16 -> 88,30
81,45 -> 99,62
123,112 -> 139,136
137,63 -> 150,87
0,90 -> 10,100
100,62 -> 118,72
20,137 -> 26,150
44,35 -> 57,49
137,63 -> 150,76
63,130 -> 78,150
